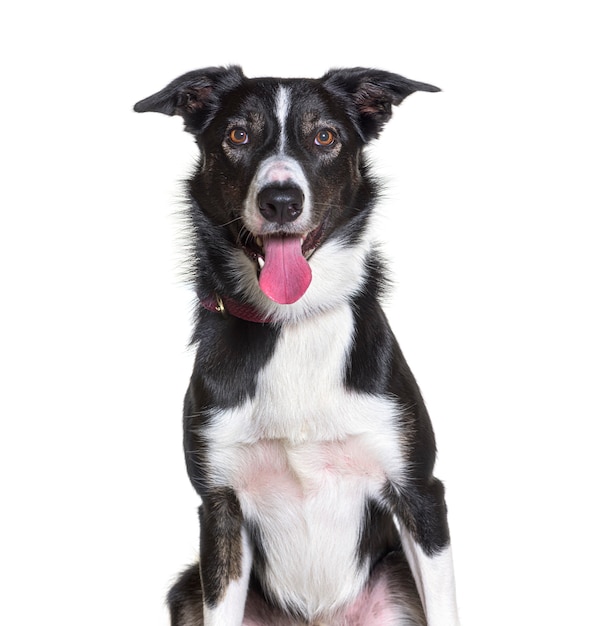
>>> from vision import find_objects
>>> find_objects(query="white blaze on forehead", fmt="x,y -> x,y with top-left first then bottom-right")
243,85 -> 313,234
275,85 -> 291,152
256,156 -> 307,186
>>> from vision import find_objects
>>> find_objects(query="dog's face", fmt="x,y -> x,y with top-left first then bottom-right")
135,67 -> 439,304
192,77 -> 374,304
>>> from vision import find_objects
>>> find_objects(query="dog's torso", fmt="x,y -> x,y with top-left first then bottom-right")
135,66 -> 460,626
203,301 -> 407,617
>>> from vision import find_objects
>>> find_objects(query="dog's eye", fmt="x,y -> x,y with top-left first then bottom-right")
314,129 -> 335,147
228,128 -> 249,145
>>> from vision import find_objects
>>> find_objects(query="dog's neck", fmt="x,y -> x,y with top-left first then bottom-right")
200,294 -> 273,324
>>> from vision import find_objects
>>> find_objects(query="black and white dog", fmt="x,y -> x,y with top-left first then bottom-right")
135,66 -> 459,626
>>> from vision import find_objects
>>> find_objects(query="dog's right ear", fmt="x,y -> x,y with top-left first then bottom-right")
133,65 -> 245,133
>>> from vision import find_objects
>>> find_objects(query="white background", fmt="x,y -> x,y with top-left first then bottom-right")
1,1 -> 591,624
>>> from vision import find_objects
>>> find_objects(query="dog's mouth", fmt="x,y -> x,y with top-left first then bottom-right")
239,223 -> 325,305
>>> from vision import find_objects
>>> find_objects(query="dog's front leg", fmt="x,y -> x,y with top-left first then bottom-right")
392,479 -> 460,626
199,489 -> 252,626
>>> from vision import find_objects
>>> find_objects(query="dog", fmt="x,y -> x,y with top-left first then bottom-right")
135,65 -> 460,626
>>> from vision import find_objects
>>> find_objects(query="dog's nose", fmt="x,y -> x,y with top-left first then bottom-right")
258,186 -> 303,224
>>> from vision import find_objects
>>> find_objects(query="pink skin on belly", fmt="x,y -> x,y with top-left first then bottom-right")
234,439 -> 303,501
236,436 -> 386,500
242,565 -> 400,625
341,573 -> 399,625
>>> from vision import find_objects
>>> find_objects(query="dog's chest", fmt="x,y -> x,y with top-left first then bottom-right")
204,304 -> 406,614
205,304 -> 406,478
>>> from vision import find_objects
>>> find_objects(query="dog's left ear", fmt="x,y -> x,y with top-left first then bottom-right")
134,65 -> 245,134
321,68 -> 440,141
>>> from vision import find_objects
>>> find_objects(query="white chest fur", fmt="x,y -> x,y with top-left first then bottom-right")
203,304 -> 407,617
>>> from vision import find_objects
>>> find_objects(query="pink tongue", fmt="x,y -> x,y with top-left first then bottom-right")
259,235 -> 312,304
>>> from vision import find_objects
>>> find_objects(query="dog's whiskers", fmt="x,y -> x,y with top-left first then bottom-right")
218,215 -> 243,228
238,224 -> 249,240
312,201 -> 364,213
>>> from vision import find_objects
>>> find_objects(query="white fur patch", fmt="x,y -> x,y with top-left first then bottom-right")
201,303 -> 408,618
202,528 -> 253,626
399,526 -> 460,626
275,85 -> 291,152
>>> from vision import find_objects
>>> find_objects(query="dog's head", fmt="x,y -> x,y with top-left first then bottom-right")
135,66 -> 439,308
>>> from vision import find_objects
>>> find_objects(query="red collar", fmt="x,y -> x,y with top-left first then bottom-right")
200,294 -> 273,324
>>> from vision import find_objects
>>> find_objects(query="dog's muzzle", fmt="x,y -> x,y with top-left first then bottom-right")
242,156 -> 314,305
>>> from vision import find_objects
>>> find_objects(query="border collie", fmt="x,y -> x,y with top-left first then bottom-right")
135,66 -> 460,626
